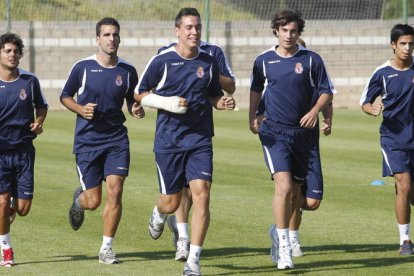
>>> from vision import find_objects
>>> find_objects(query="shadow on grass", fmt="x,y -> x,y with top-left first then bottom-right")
16,243 -> 413,274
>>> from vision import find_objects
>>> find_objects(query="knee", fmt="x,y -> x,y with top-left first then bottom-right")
158,195 -> 181,214
305,199 -> 321,211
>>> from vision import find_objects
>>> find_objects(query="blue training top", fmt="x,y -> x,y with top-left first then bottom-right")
158,41 -> 235,81
251,46 -> 335,128
0,69 -> 48,151
136,47 -> 223,153
60,55 -> 138,153
360,59 -> 414,149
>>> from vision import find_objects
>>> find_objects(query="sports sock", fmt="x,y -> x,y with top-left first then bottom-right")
398,223 -> 410,245
188,244 -> 202,263
276,228 -> 290,248
289,230 -> 300,244
101,236 -> 113,251
177,223 -> 189,239
0,233 -> 11,249
153,206 -> 167,223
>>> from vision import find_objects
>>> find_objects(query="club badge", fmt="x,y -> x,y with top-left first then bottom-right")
196,66 -> 204,78
294,63 -> 303,74
115,74 -> 123,86
19,89 -> 27,100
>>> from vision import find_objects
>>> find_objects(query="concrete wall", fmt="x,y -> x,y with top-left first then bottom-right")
7,20 -> 401,110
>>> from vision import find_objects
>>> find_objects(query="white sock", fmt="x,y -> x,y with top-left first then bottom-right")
276,228 -> 290,248
177,223 -> 189,239
101,236 -> 113,251
398,223 -> 410,245
188,244 -> 202,263
289,230 -> 300,244
0,233 -> 11,249
153,206 -> 167,223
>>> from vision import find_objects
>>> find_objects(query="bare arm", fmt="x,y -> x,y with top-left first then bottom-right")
209,95 -> 235,110
361,102 -> 383,116
30,107 -> 48,135
321,103 -> 333,136
249,91 -> 262,134
60,96 -> 97,120
220,75 -> 236,94
300,93 -> 333,128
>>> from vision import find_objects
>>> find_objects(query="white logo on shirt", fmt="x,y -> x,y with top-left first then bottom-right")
91,69 -> 103,72
172,62 -> 184,66
387,73 -> 398,78
268,60 -> 280,64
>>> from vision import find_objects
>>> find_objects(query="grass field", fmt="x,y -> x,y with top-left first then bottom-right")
8,108 -> 414,275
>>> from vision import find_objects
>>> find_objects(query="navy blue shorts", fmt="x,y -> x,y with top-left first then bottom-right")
302,146 -> 323,200
155,145 -> 213,195
0,144 -> 35,199
75,143 -> 130,190
381,144 -> 414,177
259,120 -> 314,183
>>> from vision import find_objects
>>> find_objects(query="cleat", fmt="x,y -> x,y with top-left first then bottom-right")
99,247 -> 121,264
68,187 -> 84,231
175,237 -> 190,262
1,248 -> 14,267
291,241 -> 304,257
148,212 -> 165,240
268,224 -> 279,264
277,246 -> 294,270
9,197 -> 16,224
167,215 -> 179,249
399,240 -> 414,255
182,261 -> 201,276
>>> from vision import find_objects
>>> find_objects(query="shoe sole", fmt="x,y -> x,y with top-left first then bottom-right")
268,225 -> 278,264
167,216 -> 179,249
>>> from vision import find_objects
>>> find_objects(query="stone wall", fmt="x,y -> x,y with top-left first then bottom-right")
6,19 -> 402,110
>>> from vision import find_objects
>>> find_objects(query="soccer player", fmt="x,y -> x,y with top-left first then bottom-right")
0,33 -> 48,266
360,23 -> 414,256
135,7 -> 235,275
249,9 -> 334,269
158,40 -> 236,261
60,17 -> 144,264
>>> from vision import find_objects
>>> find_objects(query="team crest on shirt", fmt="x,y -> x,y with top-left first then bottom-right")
115,75 -> 123,86
19,89 -> 27,100
196,66 -> 204,78
294,63 -> 303,74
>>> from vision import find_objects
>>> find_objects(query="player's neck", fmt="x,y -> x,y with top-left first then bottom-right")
175,44 -> 198,59
96,52 -> 118,67
391,56 -> 413,70
0,67 -> 19,81
275,45 -> 298,57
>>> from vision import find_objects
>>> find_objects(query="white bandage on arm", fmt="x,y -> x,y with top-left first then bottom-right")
140,94 -> 188,114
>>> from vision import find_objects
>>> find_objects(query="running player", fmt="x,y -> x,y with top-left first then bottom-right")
135,7 -> 235,275
361,23 -> 414,256
0,33 -> 48,267
159,40 -> 236,262
249,9 -> 334,269
61,17 -> 144,264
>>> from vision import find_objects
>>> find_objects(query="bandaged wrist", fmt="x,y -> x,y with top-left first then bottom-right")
141,94 -> 187,114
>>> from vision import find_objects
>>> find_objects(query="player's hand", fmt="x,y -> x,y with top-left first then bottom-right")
321,118 -> 332,136
131,102 -> 145,118
250,115 -> 266,134
178,97 -> 188,108
221,96 -> 235,110
82,103 -> 97,120
300,109 -> 318,128
30,122 -> 43,135
370,102 -> 383,116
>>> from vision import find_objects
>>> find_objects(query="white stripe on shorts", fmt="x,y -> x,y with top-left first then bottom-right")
76,165 -> 86,190
156,162 -> 167,194
263,145 -> 275,175
381,147 -> 393,175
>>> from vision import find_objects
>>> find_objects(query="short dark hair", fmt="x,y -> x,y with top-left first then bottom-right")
96,17 -> 120,36
0,33 -> 24,56
390,24 -> 414,44
175,7 -> 201,27
271,9 -> 305,37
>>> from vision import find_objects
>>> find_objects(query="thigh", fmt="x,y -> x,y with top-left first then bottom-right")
104,144 -> 130,177
155,151 -> 186,195
186,145 -> 213,183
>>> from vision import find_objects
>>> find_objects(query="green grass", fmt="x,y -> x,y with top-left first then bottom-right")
8,109 -> 414,275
